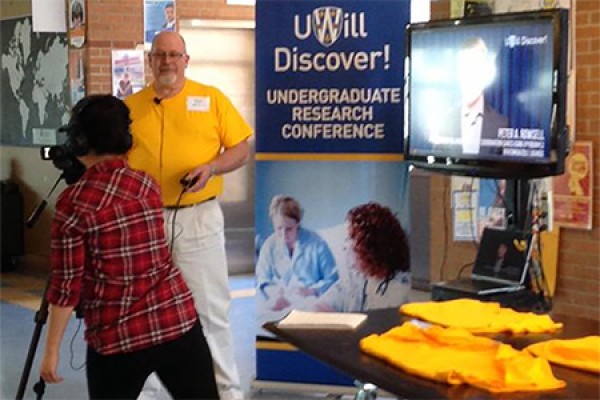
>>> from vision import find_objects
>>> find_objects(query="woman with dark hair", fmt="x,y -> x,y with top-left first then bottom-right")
347,202 -> 411,309
317,202 -> 411,312
38,95 -> 218,399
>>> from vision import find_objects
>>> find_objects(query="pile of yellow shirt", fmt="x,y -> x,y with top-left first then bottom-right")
399,299 -> 563,334
526,336 -> 600,373
360,322 -> 566,393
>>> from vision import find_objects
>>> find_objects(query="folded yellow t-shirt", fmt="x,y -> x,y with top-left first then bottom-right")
400,299 -> 563,334
526,336 -> 600,373
360,322 -> 566,393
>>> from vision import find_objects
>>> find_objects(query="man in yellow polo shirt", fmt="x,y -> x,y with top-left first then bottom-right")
125,31 -> 251,400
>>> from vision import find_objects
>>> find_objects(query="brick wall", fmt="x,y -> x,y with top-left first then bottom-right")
429,0 -> 600,320
85,0 -> 254,93
554,0 -> 600,318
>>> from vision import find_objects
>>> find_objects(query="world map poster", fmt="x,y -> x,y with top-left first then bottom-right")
1,16 -> 69,147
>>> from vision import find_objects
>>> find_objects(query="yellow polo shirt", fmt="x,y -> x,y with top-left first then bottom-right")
360,322 -> 566,393
125,80 -> 252,206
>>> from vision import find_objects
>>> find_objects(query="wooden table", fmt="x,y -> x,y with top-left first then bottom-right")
264,308 -> 600,399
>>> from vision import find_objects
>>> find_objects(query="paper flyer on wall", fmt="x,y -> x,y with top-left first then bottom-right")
144,0 -> 176,48
451,176 -> 507,241
67,0 -> 86,48
111,50 -> 145,99
478,178 -> 508,234
451,177 -> 477,241
69,47 -> 86,105
32,0 -> 66,32
452,189 -> 478,241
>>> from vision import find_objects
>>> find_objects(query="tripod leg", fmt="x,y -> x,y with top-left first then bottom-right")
15,282 -> 50,400
17,174 -> 64,399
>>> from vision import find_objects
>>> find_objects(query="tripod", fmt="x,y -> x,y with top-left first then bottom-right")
16,283 -> 51,400
16,173 -> 66,400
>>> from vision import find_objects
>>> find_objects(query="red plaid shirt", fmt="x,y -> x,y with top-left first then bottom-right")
48,159 -> 197,355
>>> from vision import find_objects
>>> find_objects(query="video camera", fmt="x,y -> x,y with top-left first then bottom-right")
40,143 -> 85,185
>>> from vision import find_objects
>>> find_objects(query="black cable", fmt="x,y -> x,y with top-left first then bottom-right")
168,187 -> 187,254
524,180 -> 535,231
457,261 -> 475,279
534,231 -> 553,311
439,179 -> 450,281
155,101 -> 185,255
466,177 -> 478,246
69,319 -> 85,371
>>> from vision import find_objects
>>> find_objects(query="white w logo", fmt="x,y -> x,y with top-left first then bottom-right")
312,7 -> 342,47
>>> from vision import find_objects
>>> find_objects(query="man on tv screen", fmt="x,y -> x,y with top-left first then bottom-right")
431,36 -> 508,157
458,37 -> 508,155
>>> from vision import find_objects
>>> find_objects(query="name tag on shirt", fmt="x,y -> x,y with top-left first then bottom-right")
187,96 -> 210,112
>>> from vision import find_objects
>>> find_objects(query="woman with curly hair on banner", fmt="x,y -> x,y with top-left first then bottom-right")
256,195 -> 339,329
317,202 -> 411,312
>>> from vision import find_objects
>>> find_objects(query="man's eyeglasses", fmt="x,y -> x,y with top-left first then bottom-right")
150,51 -> 186,61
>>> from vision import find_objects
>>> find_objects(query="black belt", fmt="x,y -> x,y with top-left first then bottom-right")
163,196 -> 216,210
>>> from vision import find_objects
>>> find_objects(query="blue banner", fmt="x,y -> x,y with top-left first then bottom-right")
254,0 -> 411,392
256,0 -> 410,155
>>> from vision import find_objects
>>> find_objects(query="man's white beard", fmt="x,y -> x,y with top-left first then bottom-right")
158,73 -> 177,86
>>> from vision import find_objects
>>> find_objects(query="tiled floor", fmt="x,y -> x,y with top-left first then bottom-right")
1,269 -> 429,399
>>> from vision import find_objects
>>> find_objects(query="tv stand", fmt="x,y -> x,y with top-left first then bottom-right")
505,178 -> 531,231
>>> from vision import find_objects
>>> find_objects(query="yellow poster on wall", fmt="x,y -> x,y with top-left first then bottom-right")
553,141 -> 593,230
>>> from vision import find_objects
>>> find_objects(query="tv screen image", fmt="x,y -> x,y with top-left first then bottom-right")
404,9 -> 569,178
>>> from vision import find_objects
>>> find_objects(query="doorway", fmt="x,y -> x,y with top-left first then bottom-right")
181,20 -> 256,274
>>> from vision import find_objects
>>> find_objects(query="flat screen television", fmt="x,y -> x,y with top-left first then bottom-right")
404,9 -> 569,179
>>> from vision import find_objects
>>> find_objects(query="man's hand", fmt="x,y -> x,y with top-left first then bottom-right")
182,164 -> 214,192
183,140 -> 249,192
